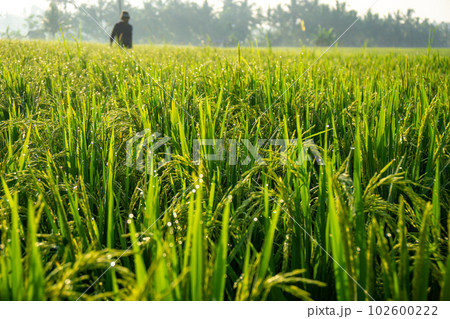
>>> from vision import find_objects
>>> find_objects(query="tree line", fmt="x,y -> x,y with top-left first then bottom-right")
17,0 -> 450,47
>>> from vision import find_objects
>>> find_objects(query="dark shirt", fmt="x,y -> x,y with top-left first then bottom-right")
110,21 -> 133,48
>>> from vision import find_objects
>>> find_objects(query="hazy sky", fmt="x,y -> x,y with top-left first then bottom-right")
2,0 -> 450,23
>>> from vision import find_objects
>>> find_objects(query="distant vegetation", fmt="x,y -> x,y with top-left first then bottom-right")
3,0 -> 450,47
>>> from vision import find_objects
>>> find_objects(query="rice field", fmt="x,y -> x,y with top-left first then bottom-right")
0,40 -> 449,301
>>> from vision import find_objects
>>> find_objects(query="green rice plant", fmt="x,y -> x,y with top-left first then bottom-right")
1,178 -> 23,300
0,40 -> 449,301
25,198 -> 44,300
211,200 -> 231,300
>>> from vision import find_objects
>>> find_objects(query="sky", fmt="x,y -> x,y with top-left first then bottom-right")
1,0 -> 450,23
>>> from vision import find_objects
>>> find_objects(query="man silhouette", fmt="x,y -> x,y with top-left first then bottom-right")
110,11 -> 133,48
